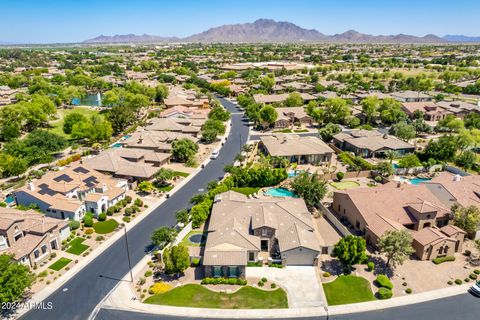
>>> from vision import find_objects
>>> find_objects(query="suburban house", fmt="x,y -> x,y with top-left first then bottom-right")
332,183 -> 466,260
253,92 -> 316,105
259,134 -> 334,164
436,101 -> 480,119
203,191 -> 321,278
159,105 -> 210,119
145,118 -> 202,136
424,173 -> 480,239
0,208 -> 70,268
273,107 -> 313,128
332,129 -> 415,158
83,148 -> 170,181
15,165 -> 128,220
121,130 -> 198,153
401,102 -> 449,121
391,91 -> 433,103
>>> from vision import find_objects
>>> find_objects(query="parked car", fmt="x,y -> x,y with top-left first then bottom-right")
210,151 -> 220,159
471,280 -> 480,297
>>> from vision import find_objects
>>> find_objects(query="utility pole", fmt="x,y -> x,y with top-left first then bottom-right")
124,225 -> 134,283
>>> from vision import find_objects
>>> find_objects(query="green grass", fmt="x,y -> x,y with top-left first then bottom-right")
323,275 -> 375,306
293,129 -> 309,133
330,181 -> 361,190
273,129 -> 292,133
181,230 -> 208,247
49,107 -> 101,138
144,284 -> 288,309
93,219 -> 119,234
231,187 -> 260,196
48,257 -> 72,271
65,237 -> 89,255
156,185 -> 174,192
173,171 -> 190,178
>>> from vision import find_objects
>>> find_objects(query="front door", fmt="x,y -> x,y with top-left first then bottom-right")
261,240 -> 268,252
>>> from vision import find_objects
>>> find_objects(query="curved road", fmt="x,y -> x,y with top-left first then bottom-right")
20,98 -> 249,320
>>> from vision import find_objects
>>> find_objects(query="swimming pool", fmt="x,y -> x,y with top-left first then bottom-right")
288,170 -> 305,178
111,143 -> 122,148
264,188 -> 297,197
400,177 -> 432,185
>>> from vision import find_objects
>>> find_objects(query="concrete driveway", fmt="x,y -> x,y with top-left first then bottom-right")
246,266 -> 325,308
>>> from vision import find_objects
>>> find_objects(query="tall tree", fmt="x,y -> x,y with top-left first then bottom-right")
377,230 -> 415,268
333,236 -> 367,267
0,254 -> 35,303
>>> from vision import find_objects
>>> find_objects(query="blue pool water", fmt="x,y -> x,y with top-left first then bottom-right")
5,196 -> 14,203
111,143 -> 123,148
71,93 -> 103,107
288,170 -> 305,178
408,177 -> 432,185
264,188 -> 297,197
392,163 -> 400,169
123,135 -> 131,139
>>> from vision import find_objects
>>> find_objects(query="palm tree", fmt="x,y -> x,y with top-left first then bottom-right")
384,150 -> 399,164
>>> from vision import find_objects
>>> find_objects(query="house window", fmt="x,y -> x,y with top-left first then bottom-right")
34,250 -> 40,259
41,245 -> 47,254
248,252 -> 255,262
228,266 -> 239,278
212,266 -> 222,278
261,240 -> 268,252
261,228 -> 268,237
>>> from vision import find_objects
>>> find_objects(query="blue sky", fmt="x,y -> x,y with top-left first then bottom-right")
1,0 -> 479,43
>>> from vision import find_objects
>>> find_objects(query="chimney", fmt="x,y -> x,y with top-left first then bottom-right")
397,181 -> 401,188
138,135 -> 144,144
28,182 -> 35,191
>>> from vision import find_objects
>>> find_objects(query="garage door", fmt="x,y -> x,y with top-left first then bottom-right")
282,248 -> 317,265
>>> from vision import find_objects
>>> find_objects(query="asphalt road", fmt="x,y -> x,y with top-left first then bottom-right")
20,97 -> 249,320
95,292 -> 480,320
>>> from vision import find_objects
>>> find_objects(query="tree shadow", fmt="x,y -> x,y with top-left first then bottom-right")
369,256 -> 394,278
320,258 -> 356,276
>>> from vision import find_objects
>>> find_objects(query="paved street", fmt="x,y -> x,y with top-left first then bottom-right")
20,98 -> 249,320
95,292 -> 480,320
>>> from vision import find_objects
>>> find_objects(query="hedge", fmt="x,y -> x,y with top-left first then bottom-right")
376,275 -> 393,290
201,277 -> 247,285
432,256 -> 455,265
377,287 -> 393,299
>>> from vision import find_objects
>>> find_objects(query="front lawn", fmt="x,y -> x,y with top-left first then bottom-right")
330,181 -> 360,190
48,257 -> 72,271
173,171 -> 189,178
93,219 -> 119,234
156,184 -> 174,192
323,275 -> 375,305
66,237 -> 89,255
181,230 -> 208,247
231,187 -> 260,196
144,284 -> 288,309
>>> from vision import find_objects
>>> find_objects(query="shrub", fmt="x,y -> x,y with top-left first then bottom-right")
134,198 -> 143,207
474,269 -> 480,275
247,261 -> 262,267
148,282 -> 172,295
125,195 -> 132,203
106,207 -> 115,216
406,288 -> 412,294
432,256 -> 455,264
323,272 -> 331,277
377,287 -> 393,299
98,213 -> 107,221
50,252 -> 57,258
258,281 -> 264,287
124,207 -> 133,216
455,279 -> 462,285
122,216 -> 131,223
464,250 -> 471,256
268,263 -> 284,268
465,277 -> 471,282
470,273 -> 477,280
95,236 -> 104,241
144,270 -> 153,277
83,216 -> 93,227
447,281 -> 453,285
261,277 -> 267,283
201,277 -> 246,285
376,275 -> 394,290
191,258 -> 200,267
402,282 -> 407,286
69,220 -> 80,230
84,228 -> 94,235
367,261 -> 374,272
336,172 -> 344,181
271,283 -> 277,289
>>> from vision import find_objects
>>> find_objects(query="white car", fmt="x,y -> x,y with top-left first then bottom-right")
210,151 -> 220,159
471,280 -> 480,297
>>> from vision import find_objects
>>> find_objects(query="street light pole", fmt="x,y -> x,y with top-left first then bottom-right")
123,225 -> 134,283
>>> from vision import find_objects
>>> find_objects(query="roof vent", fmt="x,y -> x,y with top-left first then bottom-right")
453,174 -> 462,182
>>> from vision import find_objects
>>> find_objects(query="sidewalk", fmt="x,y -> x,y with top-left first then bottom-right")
14,118 -> 234,319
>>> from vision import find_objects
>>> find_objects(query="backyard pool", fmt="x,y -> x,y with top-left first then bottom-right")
288,170 -> 305,178
111,142 -> 123,148
264,188 -> 297,197
400,177 -> 432,185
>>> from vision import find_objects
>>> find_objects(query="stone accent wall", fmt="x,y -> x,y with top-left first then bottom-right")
204,265 -> 246,279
